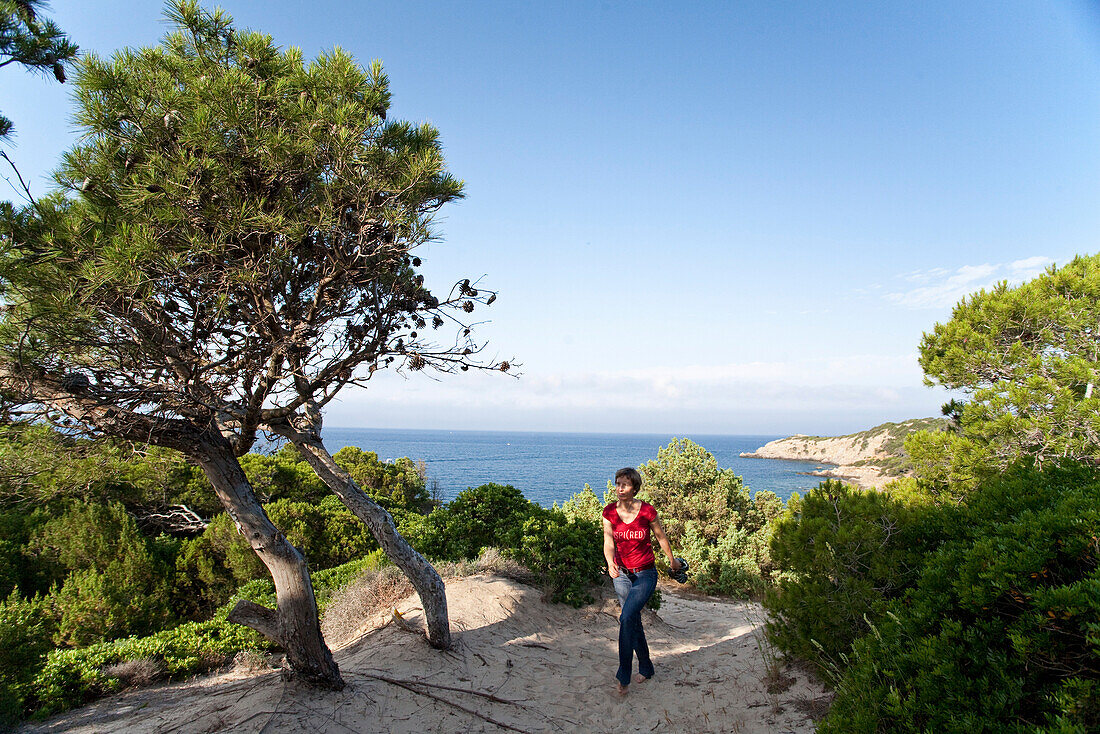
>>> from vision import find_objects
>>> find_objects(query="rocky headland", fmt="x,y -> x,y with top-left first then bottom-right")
740,417 -> 948,489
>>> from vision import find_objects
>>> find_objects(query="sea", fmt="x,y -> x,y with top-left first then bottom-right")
320,428 -> 825,507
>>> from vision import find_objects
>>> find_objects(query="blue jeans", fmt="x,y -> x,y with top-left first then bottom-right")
612,567 -> 658,686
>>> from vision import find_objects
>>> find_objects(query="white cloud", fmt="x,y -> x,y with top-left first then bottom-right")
886,256 -> 1053,309
1008,257 -> 1053,279
323,353 -> 937,431
901,266 -> 951,284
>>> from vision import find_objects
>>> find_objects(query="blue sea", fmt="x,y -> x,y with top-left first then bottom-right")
320,428 -> 825,507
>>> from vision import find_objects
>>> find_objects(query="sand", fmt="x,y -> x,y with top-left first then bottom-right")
20,575 -> 828,733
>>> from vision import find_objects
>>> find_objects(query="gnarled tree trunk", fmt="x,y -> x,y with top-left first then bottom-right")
0,369 -> 343,688
193,432 -> 343,688
266,417 -> 452,649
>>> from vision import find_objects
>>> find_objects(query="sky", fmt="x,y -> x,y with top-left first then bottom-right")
3,1 -> 1100,435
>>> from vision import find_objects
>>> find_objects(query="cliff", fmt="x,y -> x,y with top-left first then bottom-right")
740,417 -> 949,489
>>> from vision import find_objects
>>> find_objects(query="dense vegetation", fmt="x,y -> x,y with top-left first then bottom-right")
0,433 -> 436,724
764,464 -> 1100,732
5,408 -> 1099,731
0,429 -> 788,726
761,257 -> 1100,732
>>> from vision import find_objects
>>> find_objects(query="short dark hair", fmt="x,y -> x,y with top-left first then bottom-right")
615,467 -> 642,493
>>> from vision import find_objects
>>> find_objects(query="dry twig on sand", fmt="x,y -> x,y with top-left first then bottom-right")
350,671 -> 535,733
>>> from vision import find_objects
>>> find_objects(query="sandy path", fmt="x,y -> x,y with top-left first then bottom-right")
21,575 -> 827,733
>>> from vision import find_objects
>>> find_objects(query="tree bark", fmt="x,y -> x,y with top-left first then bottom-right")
193,432 -> 344,689
265,418 -> 452,649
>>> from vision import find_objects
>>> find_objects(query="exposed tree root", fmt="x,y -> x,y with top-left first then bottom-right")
350,671 -> 534,733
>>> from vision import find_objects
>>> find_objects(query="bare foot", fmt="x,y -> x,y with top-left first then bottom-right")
634,673 -> 652,683
615,682 -> 629,697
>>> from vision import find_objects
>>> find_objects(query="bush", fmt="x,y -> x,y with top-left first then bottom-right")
238,446 -> 328,504
678,521 -> 769,597
404,483 -> 535,561
173,496 -> 383,619
29,619 -> 269,717
172,512 -> 266,618
0,508 -> 51,598
904,428 -> 994,500
172,526 -> 247,622
821,465 -> 1100,733
639,438 -> 748,547
748,489 -> 785,535
50,558 -> 173,648
556,483 -> 604,525
28,501 -> 174,647
28,551 -> 388,720
507,509 -> 604,607
266,495 -> 378,570
333,446 -> 433,513
0,590 -> 56,726
765,479 -> 948,677
634,439 -> 787,598
674,489 -> 786,597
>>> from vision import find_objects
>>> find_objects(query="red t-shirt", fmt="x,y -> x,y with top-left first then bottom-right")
603,501 -> 657,569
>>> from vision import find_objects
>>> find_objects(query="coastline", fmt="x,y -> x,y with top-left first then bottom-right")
739,418 -> 948,490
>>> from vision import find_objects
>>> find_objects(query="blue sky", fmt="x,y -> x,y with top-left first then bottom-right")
4,1 -> 1100,435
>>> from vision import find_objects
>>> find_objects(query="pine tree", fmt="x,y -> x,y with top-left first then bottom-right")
917,253 -> 1100,473
0,0 -> 505,683
1,0 -> 77,139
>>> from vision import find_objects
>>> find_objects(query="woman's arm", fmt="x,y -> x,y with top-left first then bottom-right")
602,517 -> 619,578
650,517 -> 681,572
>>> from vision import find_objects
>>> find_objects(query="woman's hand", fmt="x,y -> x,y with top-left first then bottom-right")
669,557 -> 682,573
603,517 -> 618,578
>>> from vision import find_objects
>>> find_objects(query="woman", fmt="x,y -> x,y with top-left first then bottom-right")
602,467 -> 681,696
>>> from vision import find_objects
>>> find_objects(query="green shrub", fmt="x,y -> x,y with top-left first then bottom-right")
172,527 -> 245,622
821,465 -> 1100,733
639,438 -> 748,547
507,509 -> 604,607
0,590 -> 56,726
29,501 -> 174,647
50,560 -> 172,648
556,483 -> 604,525
765,479 -> 948,677
174,495 -> 384,620
0,508 -> 51,598
904,428 -> 994,500
747,489 -> 785,534
404,483 -> 534,561
633,440 -> 788,599
333,447 -> 433,513
678,521 -> 769,597
29,619 -> 268,717
673,489 -> 786,597
171,512 -> 265,618
266,495 -> 378,569
29,551 -> 389,720
28,501 -> 132,579
239,445 -> 328,504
